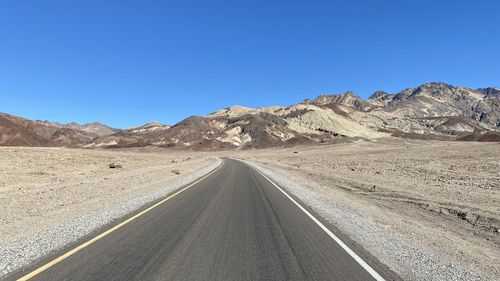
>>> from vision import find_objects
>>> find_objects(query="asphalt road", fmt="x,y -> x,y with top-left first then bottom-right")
14,158 -> 394,281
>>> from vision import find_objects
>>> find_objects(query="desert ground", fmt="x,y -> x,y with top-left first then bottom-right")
1,139 -> 499,280
0,147 -> 215,245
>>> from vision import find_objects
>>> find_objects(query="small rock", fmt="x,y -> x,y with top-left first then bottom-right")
465,213 -> 478,225
171,169 -> 181,175
456,211 -> 467,220
109,163 -> 123,169
440,208 -> 450,216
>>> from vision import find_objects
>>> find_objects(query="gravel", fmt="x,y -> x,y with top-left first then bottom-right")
0,159 -> 222,278
245,160 -> 490,281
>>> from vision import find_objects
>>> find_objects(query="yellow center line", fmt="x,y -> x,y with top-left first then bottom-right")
17,161 -> 223,281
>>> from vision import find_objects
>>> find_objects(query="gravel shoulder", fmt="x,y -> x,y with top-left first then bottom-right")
0,147 -> 219,277
236,139 -> 500,281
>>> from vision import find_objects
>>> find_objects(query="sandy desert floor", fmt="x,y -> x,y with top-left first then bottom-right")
233,139 -> 500,280
0,147 -> 214,245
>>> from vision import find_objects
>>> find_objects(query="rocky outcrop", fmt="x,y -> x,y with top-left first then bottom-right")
305,91 -> 376,111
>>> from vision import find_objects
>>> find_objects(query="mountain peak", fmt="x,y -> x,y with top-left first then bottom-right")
368,91 -> 391,100
310,91 -> 361,105
476,87 -> 500,98
416,82 -> 455,91
421,81 -> 453,87
143,121 -> 163,127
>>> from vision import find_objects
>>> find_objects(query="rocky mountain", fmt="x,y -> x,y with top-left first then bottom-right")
367,91 -> 395,106
35,120 -> 120,137
88,102 -> 390,149
381,83 -> 500,127
297,83 -> 499,138
0,113 -> 100,147
476,87 -> 500,98
305,91 -> 377,111
82,122 -> 170,148
2,82 -> 499,149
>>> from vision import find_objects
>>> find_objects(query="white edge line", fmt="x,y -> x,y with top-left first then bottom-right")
253,167 -> 386,281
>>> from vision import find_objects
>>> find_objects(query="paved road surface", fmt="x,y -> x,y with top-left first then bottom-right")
13,158 -> 395,281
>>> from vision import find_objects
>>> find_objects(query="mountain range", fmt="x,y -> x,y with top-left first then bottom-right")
1,82 -> 499,149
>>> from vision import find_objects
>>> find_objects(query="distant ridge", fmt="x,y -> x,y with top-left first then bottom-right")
2,82 -> 499,149
0,113 -> 114,147
35,120 -> 120,137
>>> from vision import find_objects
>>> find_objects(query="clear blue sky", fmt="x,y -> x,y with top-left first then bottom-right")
1,0 -> 498,128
